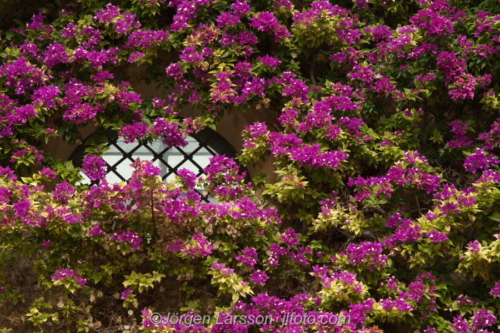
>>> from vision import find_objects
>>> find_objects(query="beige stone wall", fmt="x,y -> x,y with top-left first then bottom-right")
42,124 -> 95,163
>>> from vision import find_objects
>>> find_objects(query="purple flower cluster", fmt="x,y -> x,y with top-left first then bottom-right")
471,309 -> 497,329
468,240 -> 481,253
249,11 -> 291,41
456,294 -> 477,306
82,155 -> 107,181
88,225 -> 106,237
409,9 -> 454,37
280,229 -> 300,247
383,220 -> 423,248
130,159 -> 162,180
314,267 -> 365,294
464,148 -> 500,173
437,51 -> 467,85
40,167 -> 57,180
447,120 -> 473,148
169,0 -> 216,32
267,243 -> 310,266
215,0 -> 250,30
111,231 -> 143,250
257,55 -> 281,69
210,71 -> 237,104
477,170 -> 500,183
179,46 -> 204,64
121,289 -> 134,299
165,62 -> 184,80
249,270 -> 269,285
449,73 -> 478,100
348,158 -> 442,205
400,273 -> 437,304
182,233 -> 213,258
152,119 -> 188,148
124,29 -> 169,48
426,229 -> 449,243
452,315 -> 471,332
490,282 -> 500,298
204,155 -> 244,183
128,52 -> 145,63
0,57 -> 49,94
53,181 -> 75,204
95,4 -> 120,23
119,122 -> 149,144
32,85 -> 60,109
478,118 -> 500,150
10,145 -> 44,165
293,0 -> 350,30
52,269 -> 87,286
13,200 -> 30,218
343,241 -> 388,270
211,261 -> 234,276
235,247 -> 258,268
44,42 -> 69,67
268,131 -> 348,169
339,117 -> 366,139
379,298 -> 413,312
177,168 -> 197,189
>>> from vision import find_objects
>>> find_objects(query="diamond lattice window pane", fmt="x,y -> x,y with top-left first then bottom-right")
72,127 -> 242,202
106,170 -> 128,184
180,136 -> 199,154
109,140 -> 139,154
130,145 -> 157,163
190,147 -> 212,175
175,160 -> 201,175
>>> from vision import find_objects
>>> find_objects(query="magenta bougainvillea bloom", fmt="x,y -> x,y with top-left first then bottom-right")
490,282 -> 500,298
111,231 -> 143,250
82,154 -> 107,181
121,289 -> 134,299
280,228 -> 300,247
471,309 -> 497,328
234,247 -> 258,268
464,148 -> 500,173
249,270 -> 269,285
52,269 -> 87,286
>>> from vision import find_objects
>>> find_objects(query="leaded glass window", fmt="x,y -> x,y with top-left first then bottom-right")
71,127 -> 241,202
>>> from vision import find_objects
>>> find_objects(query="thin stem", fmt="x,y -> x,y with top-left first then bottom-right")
151,189 -> 159,242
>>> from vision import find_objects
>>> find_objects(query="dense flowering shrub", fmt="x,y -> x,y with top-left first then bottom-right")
3,0 -> 500,332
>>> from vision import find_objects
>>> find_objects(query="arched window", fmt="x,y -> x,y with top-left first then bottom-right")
71,127 -> 241,202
